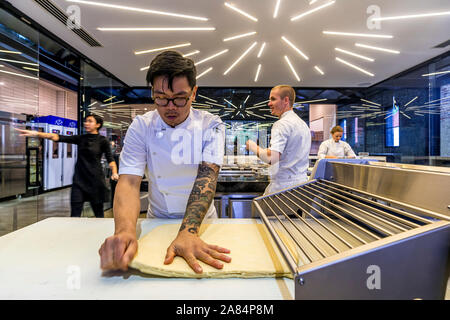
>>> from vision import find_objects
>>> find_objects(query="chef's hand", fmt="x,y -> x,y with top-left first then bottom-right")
111,173 -> 119,181
99,232 -> 137,271
164,230 -> 231,274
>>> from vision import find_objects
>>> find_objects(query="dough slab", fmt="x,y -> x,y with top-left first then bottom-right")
129,223 -> 293,279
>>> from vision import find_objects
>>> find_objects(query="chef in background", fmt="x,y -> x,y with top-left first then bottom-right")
246,85 -> 311,195
317,125 -> 356,159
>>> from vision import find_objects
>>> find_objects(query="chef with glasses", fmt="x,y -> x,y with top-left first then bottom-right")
98,50 -> 230,275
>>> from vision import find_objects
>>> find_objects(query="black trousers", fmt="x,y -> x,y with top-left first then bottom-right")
70,184 -> 104,218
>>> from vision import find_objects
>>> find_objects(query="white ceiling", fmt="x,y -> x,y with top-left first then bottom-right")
8,0 -> 450,87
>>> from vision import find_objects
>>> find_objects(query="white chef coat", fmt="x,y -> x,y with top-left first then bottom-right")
265,110 -> 311,195
118,108 -> 225,218
317,138 -> 356,159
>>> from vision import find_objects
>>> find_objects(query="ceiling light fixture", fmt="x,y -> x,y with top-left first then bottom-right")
223,31 -> 257,42
134,42 -> 191,55
140,66 -> 149,71
224,2 -> 258,22
284,56 -> 301,81
309,0 -> 318,4
273,0 -> 281,18
0,49 -> 21,54
314,66 -> 324,75
0,69 -> 38,80
198,94 -> 218,103
196,67 -> 213,79
0,58 -> 39,66
183,50 -> 200,57
281,36 -> 309,60
254,64 -> 262,82
336,57 -> 375,76
224,99 -> 238,109
360,98 -> 381,106
224,42 -> 258,75
298,98 -> 328,104
98,27 -> 215,32
103,96 -> 116,102
196,49 -> 229,65
257,42 -> 266,58
335,48 -> 374,61
372,11 -> 450,21
422,70 -> 450,77
22,67 -> 39,72
323,31 -> 393,38
291,1 -> 336,21
66,0 -> 209,21
355,43 -> 400,54
404,96 -> 418,107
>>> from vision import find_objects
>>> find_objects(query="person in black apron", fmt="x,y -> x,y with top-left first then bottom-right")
16,114 -> 119,217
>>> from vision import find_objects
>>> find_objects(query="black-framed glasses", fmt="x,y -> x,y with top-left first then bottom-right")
153,92 -> 192,108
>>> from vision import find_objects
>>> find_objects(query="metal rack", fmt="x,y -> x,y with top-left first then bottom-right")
254,162 -> 450,299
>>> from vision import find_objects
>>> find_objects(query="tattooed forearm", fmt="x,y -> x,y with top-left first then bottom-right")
179,161 -> 220,234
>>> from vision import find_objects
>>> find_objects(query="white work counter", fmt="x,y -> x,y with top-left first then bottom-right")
0,218 -> 294,300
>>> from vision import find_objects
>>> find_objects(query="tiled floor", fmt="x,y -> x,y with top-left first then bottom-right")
0,188 -> 449,299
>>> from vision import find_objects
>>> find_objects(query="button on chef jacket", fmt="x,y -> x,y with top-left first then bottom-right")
265,110 -> 311,195
118,109 -> 225,218
317,138 -> 356,159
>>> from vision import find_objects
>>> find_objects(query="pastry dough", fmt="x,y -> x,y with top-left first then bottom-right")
129,223 -> 293,279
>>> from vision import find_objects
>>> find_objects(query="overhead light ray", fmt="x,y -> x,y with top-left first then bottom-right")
257,42 -> 266,58
196,67 -> 213,79
224,2 -> 258,22
323,31 -> 393,38
291,1 -> 336,21
196,49 -> 229,65
254,64 -> 262,82
372,11 -> 450,21
281,36 -> 309,60
135,42 -> 191,55
99,27 -> 215,32
336,57 -> 375,77
223,31 -> 257,42
273,0 -> 281,18
224,42 -> 258,75
355,43 -> 400,54
284,55 -> 301,81
66,0 -> 209,21
335,48 -> 374,62
314,66 -> 324,75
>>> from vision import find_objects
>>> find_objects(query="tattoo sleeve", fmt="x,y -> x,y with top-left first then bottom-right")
179,161 -> 220,235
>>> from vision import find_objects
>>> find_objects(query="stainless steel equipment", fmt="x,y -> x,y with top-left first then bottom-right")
0,111 -> 27,199
254,161 -> 450,299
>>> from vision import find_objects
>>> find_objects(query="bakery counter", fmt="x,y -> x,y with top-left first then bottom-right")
0,217 -> 294,300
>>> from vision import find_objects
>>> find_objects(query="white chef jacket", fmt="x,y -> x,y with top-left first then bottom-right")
317,138 -> 356,159
118,108 -> 225,218
265,110 -> 311,195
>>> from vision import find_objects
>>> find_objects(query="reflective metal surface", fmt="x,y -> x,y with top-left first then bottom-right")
254,162 -> 450,299
0,111 -> 26,199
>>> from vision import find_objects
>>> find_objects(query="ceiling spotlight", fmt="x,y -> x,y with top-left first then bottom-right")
257,43 -> 266,58
254,64 -> 262,82
323,31 -> 393,38
291,1 -> 336,21
284,56 -> 301,81
134,42 -> 191,55
335,48 -> 374,62
66,0 -> 209,21
196,67 -> 213,79
336,57 -> 375,76
372,11 -> 450,21
314,66 -> 324,75
99,27 -> 215,31
195,49 -> 229,65
223,31 -> 257,42
355,43 -> 400,54
224,2 -> 258,21
273,0 -> 281,18
224,42 -> 258,75
281,36 -> 309,60
183,50 -> 200,57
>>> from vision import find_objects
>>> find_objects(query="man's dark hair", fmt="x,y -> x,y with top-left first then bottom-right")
86,113 -> 103,130
146,50 -> 197,91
